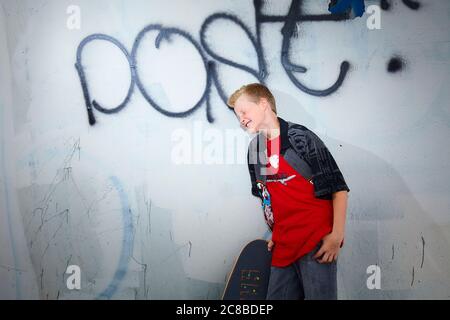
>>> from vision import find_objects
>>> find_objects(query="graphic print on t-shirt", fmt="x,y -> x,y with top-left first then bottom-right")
268,154 -> 279,169
256,180 -> 274,230
266,173 -> 297,186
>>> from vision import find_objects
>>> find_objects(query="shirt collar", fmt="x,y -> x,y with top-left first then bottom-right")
278,116 -> 290,153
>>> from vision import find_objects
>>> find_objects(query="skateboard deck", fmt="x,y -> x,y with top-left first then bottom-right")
222,239 -> 272,300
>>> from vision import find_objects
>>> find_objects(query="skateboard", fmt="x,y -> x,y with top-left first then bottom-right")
222,239 -> 272,300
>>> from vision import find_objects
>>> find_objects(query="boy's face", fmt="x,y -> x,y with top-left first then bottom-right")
233,94 -> 266,134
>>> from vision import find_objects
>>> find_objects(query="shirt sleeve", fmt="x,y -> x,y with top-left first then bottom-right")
304,129 -> 350,200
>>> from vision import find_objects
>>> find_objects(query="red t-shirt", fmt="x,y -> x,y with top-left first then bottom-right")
265,135 -> 334,267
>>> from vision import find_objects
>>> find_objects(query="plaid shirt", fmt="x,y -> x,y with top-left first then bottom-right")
247,116 -> 350,205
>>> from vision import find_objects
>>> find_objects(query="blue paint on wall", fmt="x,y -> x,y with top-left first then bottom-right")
96,176 -> 134,299
329,0 -> 366,18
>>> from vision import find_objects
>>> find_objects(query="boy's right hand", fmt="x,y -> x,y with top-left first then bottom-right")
267,240 -> 275,251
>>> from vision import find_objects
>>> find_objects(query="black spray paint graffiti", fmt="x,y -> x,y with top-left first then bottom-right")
380,0 -> 422,73
387,56 -> 405,73
75,0 -> 418,125
75,0 -> 355,126
380,0 -> 421,11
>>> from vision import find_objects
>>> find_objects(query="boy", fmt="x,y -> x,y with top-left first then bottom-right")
227,83 -> 349,300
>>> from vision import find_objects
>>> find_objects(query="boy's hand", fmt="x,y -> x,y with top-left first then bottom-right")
267,239 -> 275,252
313,232 -> 344,263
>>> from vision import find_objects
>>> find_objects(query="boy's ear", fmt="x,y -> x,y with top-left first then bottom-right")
259,97 -> 269,110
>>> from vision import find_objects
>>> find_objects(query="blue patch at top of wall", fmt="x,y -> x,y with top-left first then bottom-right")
328,0 -> 366,18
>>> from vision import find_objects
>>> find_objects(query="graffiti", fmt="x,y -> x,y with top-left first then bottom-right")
96,176 -> 134,299
267,0 -> 351,96
75,34 -> 135,126
134,25 -> 212,121
387,56 -> 405,73
402,0 -> 421,10
379,0 -> 421,73
380,0 -> 421,11
76,0 -> 355,126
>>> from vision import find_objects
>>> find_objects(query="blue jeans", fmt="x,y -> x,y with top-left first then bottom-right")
266,241 -> 337,300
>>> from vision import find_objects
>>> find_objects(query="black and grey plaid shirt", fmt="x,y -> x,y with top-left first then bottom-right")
247,116 -> 350,201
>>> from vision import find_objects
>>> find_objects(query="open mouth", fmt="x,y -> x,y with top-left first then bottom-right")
245,120 -> 252,128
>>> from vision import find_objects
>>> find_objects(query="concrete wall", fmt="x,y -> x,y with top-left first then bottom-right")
0,0 -> 449,299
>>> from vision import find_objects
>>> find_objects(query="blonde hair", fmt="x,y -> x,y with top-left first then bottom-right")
227,83 -> 277,114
